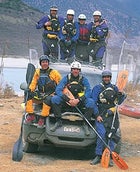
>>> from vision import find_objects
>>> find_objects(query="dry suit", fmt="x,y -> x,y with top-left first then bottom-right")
88,19 -> 108,66
51,73 -> 94,121
91,82 -> 126,156
36,15 -> 64,58
26,68 -> 61,117
59,19 -> 79,59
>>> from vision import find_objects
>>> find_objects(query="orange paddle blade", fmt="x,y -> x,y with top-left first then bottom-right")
101,148 -> 110,168
116,70 -> 129,92
112,152 -> 128,170
63,87 -> 75,100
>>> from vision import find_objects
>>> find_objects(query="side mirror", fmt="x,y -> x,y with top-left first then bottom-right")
20,82 -> 27,90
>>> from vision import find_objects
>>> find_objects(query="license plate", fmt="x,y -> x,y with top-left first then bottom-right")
64,126 -> 80,133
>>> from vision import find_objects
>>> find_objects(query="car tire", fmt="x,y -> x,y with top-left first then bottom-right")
23,142 -> 39,153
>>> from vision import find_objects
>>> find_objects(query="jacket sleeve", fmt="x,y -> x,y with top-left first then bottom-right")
71,22 -> 80,42
55,76 -> 68,97
91,85 -> 102,117
49,70 -> 62,85
36,15 -> 48,29
29,69 -> 39,92
82,77 -> 92,98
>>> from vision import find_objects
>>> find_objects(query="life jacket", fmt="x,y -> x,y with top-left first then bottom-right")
62,19 -> 76,38
79,25 -> 90,41
90,19 -> 108,40
66,73 -> 84,97
44,15 -> 60,32
99,83 -> 117,104
37,68 -> 56,93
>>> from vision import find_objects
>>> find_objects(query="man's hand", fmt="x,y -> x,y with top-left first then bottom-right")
44,21 -> 51,26
96,115 -> 103,122
69,98 -> 79,107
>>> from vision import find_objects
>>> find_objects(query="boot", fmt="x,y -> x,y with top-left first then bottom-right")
50,119 -> 62,132
83,122 -> 90,136
24,113 -> 35,124
90,155 -> 101,165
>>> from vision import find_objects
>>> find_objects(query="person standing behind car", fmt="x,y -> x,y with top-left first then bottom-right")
88,11 -> 108,67
75,14 -> 91,62
90,70 -> 126,166
50,61 -> 94,136
36,6 -> 64,59
59,9 -> 79,60
25,55 -> 61,128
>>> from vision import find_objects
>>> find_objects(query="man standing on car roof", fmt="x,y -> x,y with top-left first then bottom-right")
88,11 -> 108,68
75,14 -> 91,62
90,70 -> 126,166
59,9 -> 79,60
36,6 -> 64,59
50,61 -> 94,135
25,55 -> 61,128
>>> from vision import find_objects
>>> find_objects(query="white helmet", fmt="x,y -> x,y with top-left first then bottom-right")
93,10 -> 101,16
78,14 -> 86,20
71,61 -> 81,69
67,9 -> 75,15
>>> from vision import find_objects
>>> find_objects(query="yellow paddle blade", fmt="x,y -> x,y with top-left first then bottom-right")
21,103 -> 25,110
112,152 -> 128,170
101,148 -> 110,168
116,70 -> 129,92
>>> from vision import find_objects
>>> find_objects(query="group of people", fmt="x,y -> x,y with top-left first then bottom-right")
36,6 -> 109,67
24,54 -> 126,166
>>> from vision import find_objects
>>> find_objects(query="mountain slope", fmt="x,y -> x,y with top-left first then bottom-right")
0,0 -> 44,55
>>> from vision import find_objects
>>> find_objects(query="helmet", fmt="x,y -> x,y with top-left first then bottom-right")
39,55 -> 50,65
71,61 -> 81,69
67,9 -> 75,15
78,14 -> 86,20
102,70 -> 112,77
50,6 -> 58,11
93,10 -> 101,16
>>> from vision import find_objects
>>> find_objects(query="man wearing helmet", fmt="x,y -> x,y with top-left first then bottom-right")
88,10 -> 109,67
25,55 -> 61,128
50,61 -> 94,135
36,6 -> 64,59
75,14 -> 91,62
59,9 -> 79,60
90,70 -> 126,166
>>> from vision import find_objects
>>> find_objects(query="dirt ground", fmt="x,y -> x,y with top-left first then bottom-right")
0,96 -> 140,172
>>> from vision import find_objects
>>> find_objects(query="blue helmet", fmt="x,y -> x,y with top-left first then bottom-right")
39,55 -> 50,65
102,70 -> 112,77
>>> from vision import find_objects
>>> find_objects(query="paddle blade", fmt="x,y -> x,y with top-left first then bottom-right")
26,63 -> 35,86
116,70 -> 129,92
112,152 -> 128,170
12,135 -> 23,162
101,148 -> 110,168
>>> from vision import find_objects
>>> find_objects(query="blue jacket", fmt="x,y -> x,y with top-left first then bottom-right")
55,73 -> 92,99
36,15 -> 64,37
91,82 -> 126,116
59,19 -> 80,42
89,19 -> 108,41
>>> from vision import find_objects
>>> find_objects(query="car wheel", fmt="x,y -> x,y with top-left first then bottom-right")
23,142 -> 38,153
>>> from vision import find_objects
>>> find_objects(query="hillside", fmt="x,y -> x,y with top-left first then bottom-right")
0,0 -> 44,56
